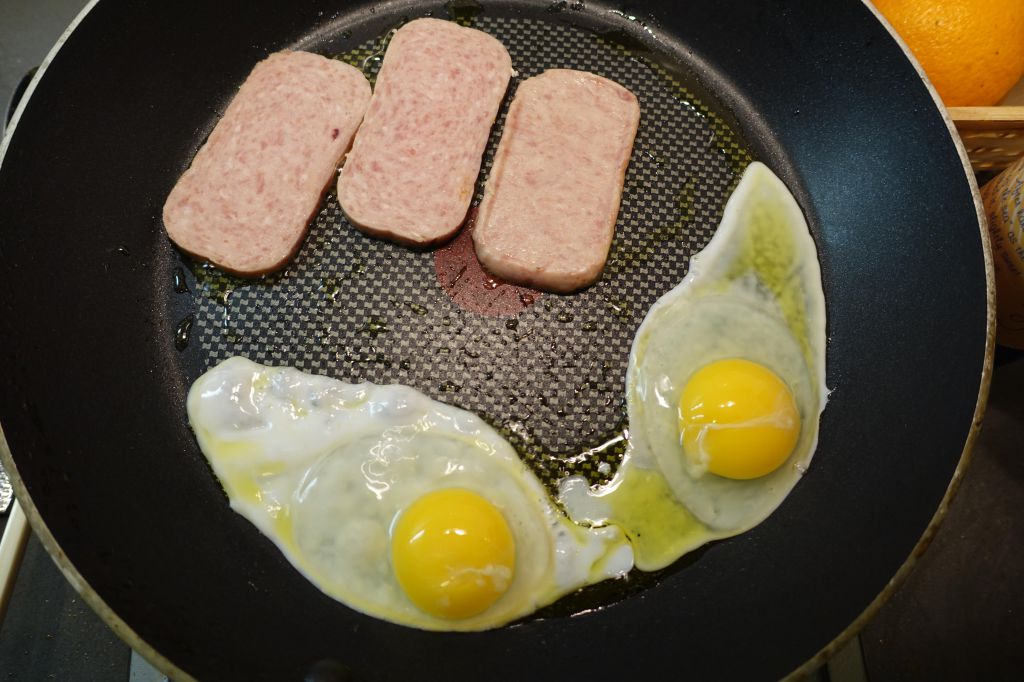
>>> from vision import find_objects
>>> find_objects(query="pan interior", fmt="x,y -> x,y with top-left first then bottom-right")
175,2 -> 753,609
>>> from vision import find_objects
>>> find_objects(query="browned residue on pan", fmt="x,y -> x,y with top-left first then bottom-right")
434,208 -> 543,316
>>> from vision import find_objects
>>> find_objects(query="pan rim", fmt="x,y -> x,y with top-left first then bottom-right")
0,0 -> 194,678
0,0 -> 995,679
784,1 -> 996,677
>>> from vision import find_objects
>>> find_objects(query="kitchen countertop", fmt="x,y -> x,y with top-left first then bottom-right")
1,1 -> 1022,679
860,351 -> 1024,680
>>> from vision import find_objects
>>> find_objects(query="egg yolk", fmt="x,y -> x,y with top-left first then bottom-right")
390,488 -> 516,620
677,358 -> 800,480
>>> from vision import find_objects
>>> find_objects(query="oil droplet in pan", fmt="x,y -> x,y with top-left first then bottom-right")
438,380 -> 462,394
360,316 -> 390,337
173,267 -> 190,294
319,277 -> 340,303
603,296 -> 632,323
175,314 -> 194,351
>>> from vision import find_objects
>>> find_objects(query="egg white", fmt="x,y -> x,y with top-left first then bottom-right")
561,161 -> 828,568
188,356 -> 632,631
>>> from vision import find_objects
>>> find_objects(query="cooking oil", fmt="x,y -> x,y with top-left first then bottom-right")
175,314 -> 194,351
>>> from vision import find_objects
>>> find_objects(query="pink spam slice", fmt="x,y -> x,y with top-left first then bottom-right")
338,18 -> 512,246
163,51 -> 371,276
472,69 -> 640,293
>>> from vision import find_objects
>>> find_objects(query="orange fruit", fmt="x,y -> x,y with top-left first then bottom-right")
872,0 -> 1024,106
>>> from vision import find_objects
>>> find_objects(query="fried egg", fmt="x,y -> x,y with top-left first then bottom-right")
188,356 -> 633,630
561,161 -> 828,570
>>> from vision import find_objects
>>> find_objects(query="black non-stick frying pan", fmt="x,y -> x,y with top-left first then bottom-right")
0,0 -> 992,679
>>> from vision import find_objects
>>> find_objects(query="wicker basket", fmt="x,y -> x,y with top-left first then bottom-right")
951,106 -> 1024,172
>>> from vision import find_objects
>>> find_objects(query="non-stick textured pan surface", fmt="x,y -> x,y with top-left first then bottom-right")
0,1 -> 989,680
186,11 -> 751,491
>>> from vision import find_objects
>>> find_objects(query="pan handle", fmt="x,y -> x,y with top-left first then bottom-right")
0,501 -> 30,625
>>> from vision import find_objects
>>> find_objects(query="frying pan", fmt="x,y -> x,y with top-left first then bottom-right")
0,0 -> 992,679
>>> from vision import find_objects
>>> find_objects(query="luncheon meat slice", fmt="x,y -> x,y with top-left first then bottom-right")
163,51 -> 371,275
338,18 -> 512,245
473,70 -> 640,293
